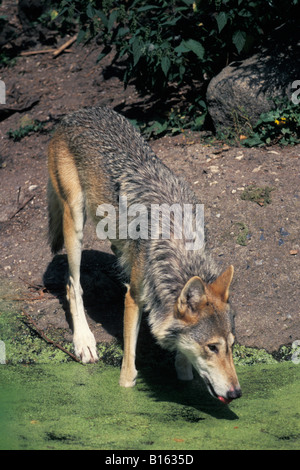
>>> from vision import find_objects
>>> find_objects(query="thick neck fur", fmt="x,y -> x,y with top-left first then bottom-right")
142,237 -> 219,341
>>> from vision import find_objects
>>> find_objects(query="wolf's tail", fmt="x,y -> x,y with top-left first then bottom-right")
47,178 -> 64,254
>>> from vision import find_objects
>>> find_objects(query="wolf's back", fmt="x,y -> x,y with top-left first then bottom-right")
55,107 -> 194,208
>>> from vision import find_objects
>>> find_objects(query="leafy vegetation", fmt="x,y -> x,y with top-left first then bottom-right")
241,185 -> 274,206
7,120 -> 46,142
243,98 -> 300,147
54,0 -> 300,140
129,98 -> 207,138
55,0 -> 298,93
1,0 -> 299,142
235,222 -> 249,246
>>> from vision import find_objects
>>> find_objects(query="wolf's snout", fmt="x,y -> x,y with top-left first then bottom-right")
227,387 -> 242,400
218,386 -> 242,404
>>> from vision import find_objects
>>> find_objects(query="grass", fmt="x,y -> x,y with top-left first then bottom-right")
235,222 -> 249,246
241,185 -> 274,206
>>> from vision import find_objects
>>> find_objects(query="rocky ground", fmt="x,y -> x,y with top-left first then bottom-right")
0,25 -> 299,355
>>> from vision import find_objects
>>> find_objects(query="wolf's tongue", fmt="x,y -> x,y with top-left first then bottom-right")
218,396 -> 232,405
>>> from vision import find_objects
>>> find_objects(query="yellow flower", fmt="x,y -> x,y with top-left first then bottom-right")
50,10 -> 58,20
275,117 -> 287,125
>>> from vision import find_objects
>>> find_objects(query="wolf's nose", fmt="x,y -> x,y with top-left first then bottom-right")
227,387 -> 242,400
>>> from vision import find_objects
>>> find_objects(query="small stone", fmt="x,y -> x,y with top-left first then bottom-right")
209,165 -> 219,173
252,166 -> 262,173
279,227 -> 289,236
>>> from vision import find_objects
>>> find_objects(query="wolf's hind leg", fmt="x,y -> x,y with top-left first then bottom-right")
119,287 -> 142,387
175,351 -> 194,381
63,199 -> 98,364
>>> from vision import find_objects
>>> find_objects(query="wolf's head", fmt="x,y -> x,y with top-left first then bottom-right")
174,265 -> 241,404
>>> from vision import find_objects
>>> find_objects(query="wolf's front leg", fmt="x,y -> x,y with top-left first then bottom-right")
175,351 -> 194,381
63,201 -> 98,364
119,287 -> 142,387
67,277 -> 98,363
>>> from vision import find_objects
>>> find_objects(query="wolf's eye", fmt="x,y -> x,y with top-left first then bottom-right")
207,344 -> 218,353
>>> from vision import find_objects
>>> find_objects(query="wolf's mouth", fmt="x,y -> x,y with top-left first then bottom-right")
205,380 -> 232,405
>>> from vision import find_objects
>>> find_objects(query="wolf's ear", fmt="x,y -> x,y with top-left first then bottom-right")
176,276 -> 206,322
210,265 -> 234,302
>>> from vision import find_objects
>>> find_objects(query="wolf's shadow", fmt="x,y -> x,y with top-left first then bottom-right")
43,249 -> 238,420
43,249 -> 127,340
138,365 -> 239,421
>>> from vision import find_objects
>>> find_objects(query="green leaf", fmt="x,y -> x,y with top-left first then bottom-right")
216,11 -> 228,33
76,29 -> 86,44
174,41 -> 190,54
182,39 -> 204,59
95,9 -> 108,28
116,27 -> 129,38
146,120 -> 168,137
179,64 -> 185,79
193,114 -> 206,129
232,30 -> 246,54
242,135 -> 262,147
97,46 -> 112,63
132,38 -> 144,66
137,5 -> 159,12
107,10 -> 118,32
161,56 -> 171,77
86,3 -> 95,19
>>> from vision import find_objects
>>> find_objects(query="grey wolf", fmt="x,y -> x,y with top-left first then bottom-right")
47,106 -> 241,404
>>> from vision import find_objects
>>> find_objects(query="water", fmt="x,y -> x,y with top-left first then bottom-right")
0,362 -> 299,450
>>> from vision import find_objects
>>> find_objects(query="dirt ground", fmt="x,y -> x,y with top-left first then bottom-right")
0,32 -> 299,354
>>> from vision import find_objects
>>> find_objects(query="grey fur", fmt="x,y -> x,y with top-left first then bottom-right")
51,106 -> 220,346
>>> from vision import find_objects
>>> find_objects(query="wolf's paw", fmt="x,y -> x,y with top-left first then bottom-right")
119,378 -> 136,388
73,332 -> 98,364
119,368 -> 137,388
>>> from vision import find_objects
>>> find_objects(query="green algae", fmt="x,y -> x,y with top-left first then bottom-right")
0,307 -> 289,367
0,362 -> 299,450
1,300 -> 300,450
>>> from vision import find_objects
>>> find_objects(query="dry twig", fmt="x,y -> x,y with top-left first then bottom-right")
20,49 -> 57,56
9,195 -> 35,220
21,310 -> 81,363
53,34 -> 78,58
